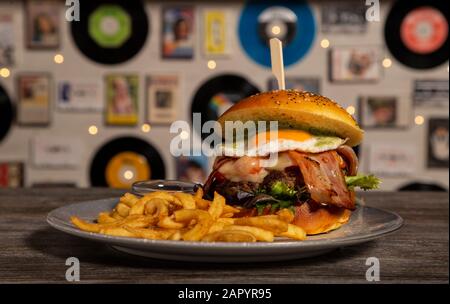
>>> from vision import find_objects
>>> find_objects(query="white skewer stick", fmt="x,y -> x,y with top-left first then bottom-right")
269,38 -> 285,90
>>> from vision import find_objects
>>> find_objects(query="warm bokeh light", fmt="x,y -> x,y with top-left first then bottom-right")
346,106 -> 356,115
123,170 -> 134,180
0,68 -> 10,78
54,54 -> 64,64
414,115 -> 424,125
320,39 -> 330,48
88,125 -> 98,135
271,25 -> 281,35
207,60 -> 217,70
382,58 -> 392,68
179,130 -> 189,140
141,123 -> 151,133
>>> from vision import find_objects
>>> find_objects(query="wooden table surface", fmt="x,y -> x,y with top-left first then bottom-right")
0,188 -> 448,284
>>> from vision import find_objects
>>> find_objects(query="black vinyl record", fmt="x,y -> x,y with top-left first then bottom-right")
258,6 -> 297,46
384,0 -> 449,69
90,136 -> 165,188
0,84 -> 13,143
71,0 -> 149,65
191,74 -> 260,140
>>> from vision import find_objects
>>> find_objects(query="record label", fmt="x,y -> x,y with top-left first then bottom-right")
191,74 -> 260,140
400,7 -> 448,54
90,137 -> 165,188
385,0 -> 449,69
239,0 -> 315,68
71,0 -> 149,65
258,6 -> 297,45
105,151 -> 150,189
89,4 -> 131,48
0,84 -> 13,142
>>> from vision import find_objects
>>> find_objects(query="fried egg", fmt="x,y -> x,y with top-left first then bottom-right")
215,130 -> 347,157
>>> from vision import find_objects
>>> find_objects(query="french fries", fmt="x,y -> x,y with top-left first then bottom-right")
71,189 -> 307,243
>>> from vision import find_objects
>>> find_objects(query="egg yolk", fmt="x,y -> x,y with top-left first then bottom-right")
253,130 -> 313,145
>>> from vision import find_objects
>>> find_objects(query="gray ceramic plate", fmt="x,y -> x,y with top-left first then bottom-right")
47,198 -> 403,262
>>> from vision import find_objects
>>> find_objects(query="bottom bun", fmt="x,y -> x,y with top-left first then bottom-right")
292,202 -> 352,235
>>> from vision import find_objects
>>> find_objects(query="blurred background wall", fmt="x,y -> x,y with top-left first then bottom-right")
0,0 -> 448,190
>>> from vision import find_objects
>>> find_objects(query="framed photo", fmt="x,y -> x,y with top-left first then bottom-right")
321,1 -> 367,34
175,155 -> 210,184
17,73 -> 51,126
57,78 -> 103,112
0,12 -> 15,67
0,162 -> 24,188
203,10 -> 228,57
368,142 -> 417,177
162,6 -> 195,59
358,96 -> 410,129
427,118 -> 449,168
267,77 -> 320,94
329,46 -> 381,83
25,0 -> 60,49
414,79 -> 449,108
146,75 -> 179,125
31,135 -> 84,168
105,74 -> 139,126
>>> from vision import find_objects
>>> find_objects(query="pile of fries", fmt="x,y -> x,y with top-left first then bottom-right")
71,189 -> 306,242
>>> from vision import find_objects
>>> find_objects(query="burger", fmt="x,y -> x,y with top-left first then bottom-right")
203,90 -> 379,235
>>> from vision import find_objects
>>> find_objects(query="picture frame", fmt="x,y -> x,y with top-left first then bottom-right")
368,142 -> 417,177
0,162 -> 24,188
329,46 -> 382,83
104,74 -> 139,126
413,79 -> 449,108
57,78 -> 103,112
146,74 -> 180,125
358,96 -> 410,129
161,6 -> 195,59
267,77 -> 320,94
175,155 -> 210,184
321,1 -> 367,34
16,73 -> 51,126
25,0 -> 60,49
427,118 -> 449,169
202,9 -> 229,57
0,12 -> 15,67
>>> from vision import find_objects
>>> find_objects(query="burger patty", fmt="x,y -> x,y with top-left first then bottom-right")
205,167 -> 305,208
204,146 -> 358,210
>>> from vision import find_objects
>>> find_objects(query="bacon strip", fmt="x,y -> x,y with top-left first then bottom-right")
288,151 -> 355,210
337,145 -> 358,176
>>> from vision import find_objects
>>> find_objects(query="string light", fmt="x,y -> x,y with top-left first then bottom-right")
123,170 -> 134,180
54,54 -> 64,64
141,123 -> 151,133
271,26 -> 281,35
346,106 -> 356,115
0,68 -> 10,78
207,60 -> 217,70
414,115 -> 424,125
88,125 -> 98,135
179,130 -> 189,140
320,39 -> 330,49
382,58 -> 392,68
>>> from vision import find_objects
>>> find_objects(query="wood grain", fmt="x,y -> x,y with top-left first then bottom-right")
0,188 -> 448,283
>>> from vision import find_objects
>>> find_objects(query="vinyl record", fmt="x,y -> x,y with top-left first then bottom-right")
191,74 -> 260,140
90,137 -> 165,189
239,0 -> 315,68
71,0 -> 149,65
0,84 -> 13,143
385,0 -> 449,69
